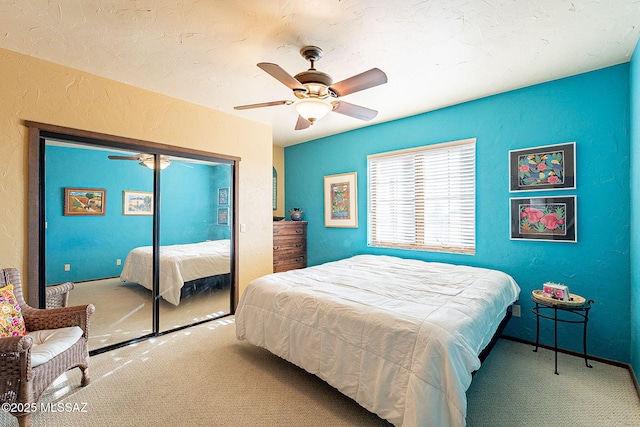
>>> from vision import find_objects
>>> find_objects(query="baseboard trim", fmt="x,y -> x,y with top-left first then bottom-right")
501,334 -> 640,400
628,365 -> 640,399
57,276 -> 120,284
501,334 -> 626,368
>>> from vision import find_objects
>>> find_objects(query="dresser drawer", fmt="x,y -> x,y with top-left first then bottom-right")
273,235 -> 306,250
274,245 -> 305,261
273,256 -> 307,272
273,222 -> 306,237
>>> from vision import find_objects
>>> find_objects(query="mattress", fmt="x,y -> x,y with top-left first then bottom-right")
235,254 -> 520,426
120,239 -> 231,306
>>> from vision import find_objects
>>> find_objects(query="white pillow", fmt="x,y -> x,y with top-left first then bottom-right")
27,326 -> 83,367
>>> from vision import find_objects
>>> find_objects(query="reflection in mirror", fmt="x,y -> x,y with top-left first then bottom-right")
37,129 -> 236,355
45,141 -> 153,351
158,157 -> 232,332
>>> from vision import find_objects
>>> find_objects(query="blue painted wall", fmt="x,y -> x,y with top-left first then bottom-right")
285,64 -> 631,363
45,145 -> 230,284
160,162 -> 232,243
630,39 -> 640,380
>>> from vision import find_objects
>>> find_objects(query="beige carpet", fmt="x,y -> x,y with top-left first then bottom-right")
2,318 -> 639,426
467,338 -> 640,426
68,278 -> 231,351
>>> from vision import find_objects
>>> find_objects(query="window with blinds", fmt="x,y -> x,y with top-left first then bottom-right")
367,138 -> 476,254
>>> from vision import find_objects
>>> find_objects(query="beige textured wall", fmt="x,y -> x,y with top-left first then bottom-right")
272,145 -> 285,218
0,47 -> 273,299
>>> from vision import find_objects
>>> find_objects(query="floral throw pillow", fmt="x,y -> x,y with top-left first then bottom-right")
0,284 -> 27,337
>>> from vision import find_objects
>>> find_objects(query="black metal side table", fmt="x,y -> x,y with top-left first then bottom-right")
531,291 -> 594,375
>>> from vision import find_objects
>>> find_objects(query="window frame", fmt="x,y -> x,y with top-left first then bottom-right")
367,138 -> 476,255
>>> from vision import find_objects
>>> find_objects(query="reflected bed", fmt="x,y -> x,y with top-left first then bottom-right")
235,254 -> 520,426
120,240 -> 231,306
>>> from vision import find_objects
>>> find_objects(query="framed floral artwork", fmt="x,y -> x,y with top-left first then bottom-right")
510,196 -> 577,242
509,142 -> 575,192
324,172 -> 358,228
217,207 -> 229,225
64,188 -> 106,216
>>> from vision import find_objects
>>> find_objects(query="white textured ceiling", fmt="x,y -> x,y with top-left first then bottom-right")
1,1 -> 639,146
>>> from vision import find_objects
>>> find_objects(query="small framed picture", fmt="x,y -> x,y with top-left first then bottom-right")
64,188 -> 106,216
509,142 -> 576,192
218,187 -> 229,205
217,207 -> 229,225
123,190 -> 153,216
324,172 -> 358,228
510,196 -> 577,242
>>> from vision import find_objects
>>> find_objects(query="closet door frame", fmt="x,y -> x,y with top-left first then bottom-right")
26,120 -> 240,330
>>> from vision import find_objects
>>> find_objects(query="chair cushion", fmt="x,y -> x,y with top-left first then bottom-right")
28,326 -> 83,367
0,284 -> 27,337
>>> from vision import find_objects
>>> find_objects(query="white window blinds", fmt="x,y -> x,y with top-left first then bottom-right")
367,138 -> 476,254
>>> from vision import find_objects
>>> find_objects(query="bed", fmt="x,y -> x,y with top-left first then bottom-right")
120,239 -> 231,306
235,254 -> 520,427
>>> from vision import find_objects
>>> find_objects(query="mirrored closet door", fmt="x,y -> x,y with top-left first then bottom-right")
158,156 -> 233,332
45,141 -> 155,350
29,123 -> 238,354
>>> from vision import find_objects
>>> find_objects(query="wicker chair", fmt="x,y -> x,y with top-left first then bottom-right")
45,282 -> 75,309
0,268 -> 94,427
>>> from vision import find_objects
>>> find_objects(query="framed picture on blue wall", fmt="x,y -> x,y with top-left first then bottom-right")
509,142 -> 576,192
324,172 -> 358,228
123,190 -> 153,216
64,188 -> 106,216
217,207 -> 229,225
510,196 -> 577,242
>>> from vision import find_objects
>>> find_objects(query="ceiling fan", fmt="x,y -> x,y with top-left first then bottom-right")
108,154 -> 174,170
234,46 -> 388,130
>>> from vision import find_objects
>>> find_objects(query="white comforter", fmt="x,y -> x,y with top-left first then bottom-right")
120,240 -> 231,306
235,255 -> 520,427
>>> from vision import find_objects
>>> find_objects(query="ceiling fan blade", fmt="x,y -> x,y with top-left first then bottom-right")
329,68 -> 388,97
234,100 -> 291,110
257,63 -> 307,92
295,115 -> 311,130
332,101 -> 378,121
108,155 -> 140,160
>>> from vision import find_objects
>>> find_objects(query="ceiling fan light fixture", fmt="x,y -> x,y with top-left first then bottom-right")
140,156 -> 171,170
235,46 -> 387,131
293,98 -> 333,124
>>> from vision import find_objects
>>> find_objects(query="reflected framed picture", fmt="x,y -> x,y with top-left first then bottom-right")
509,142 -> 576,192
324,172 -> 358,228
64,188 -> 106,216
123,190 -> 153,216
218,187 -> 229,205
510,196 -> 577,242
217,207 -> 229,225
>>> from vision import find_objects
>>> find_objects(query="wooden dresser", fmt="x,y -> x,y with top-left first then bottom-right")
273,221 -> 307,273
